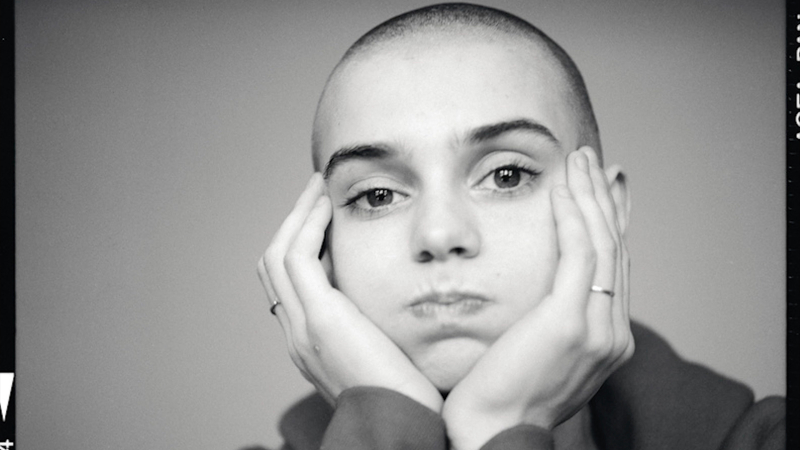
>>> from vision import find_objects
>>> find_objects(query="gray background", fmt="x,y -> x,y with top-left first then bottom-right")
16,0 -> 784,449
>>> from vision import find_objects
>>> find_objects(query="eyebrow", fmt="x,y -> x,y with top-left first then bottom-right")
323,144 -> 395,180
468,118 -> 560,145
322,118 -> 559,180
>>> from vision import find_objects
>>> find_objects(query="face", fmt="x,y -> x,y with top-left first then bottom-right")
315,35 -> 582,391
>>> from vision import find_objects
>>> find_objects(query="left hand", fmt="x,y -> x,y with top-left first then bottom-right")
442,147 -> 633,450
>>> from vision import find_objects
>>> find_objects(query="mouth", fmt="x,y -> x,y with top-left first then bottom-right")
408,291 -> 491,318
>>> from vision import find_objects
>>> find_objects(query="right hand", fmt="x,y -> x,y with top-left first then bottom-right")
441,148 -> 633,450
257,172 -> 443,412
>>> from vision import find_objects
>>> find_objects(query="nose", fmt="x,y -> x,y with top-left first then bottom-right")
411,191 -> 481,263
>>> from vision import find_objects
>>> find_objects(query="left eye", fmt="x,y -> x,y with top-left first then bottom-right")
478,165 -> 536,190
364,188 -> 393,207
494,167 -> 522,188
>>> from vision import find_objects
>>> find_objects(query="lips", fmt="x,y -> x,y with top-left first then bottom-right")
408,291 -> 490,318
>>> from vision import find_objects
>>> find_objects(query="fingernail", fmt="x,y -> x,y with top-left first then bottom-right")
306,173 -> 320,189
311,173 -> 327,192
554,185 -> 571,198
575,152 -> 588,172
582,147 -> 597,164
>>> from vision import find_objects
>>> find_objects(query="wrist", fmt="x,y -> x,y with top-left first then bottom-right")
442,401 -> 522,450
443,395 -> 558,450
393,380 -> 443,413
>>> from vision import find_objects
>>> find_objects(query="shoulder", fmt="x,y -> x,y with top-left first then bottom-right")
619,321 -> 755,403
591,321 -> 784,450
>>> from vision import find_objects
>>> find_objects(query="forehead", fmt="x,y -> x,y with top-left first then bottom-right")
315,35 -> 578,164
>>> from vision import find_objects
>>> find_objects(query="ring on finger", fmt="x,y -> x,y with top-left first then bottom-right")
590,285 -> 615,298
270,299 -> 282,315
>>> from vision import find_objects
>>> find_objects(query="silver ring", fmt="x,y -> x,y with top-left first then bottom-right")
590,285 -> 614,298
270,300 -> 281,315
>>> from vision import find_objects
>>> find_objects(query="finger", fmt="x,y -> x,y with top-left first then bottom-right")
581,147 -> 620,246
259,254 -> 308,367
257,255 -> 279,312
262,260 -> 307,341
617,244 -> 634,365
548,184 -> 595,314
257,255 -> 283,323
270,173 -> 326,249
258,254 -> 299,342
285,195 -> 340,318
565,150 -> 619,365
606,246 -> 633,371
617,242 -> 631,331
581,149 -> 633,367
259,256 -> 309,377
566,150 -> 616,296
581,148 -> 626,336
263,173 -> 324,328
274,299 -> 308,370
566,151 -> 615,335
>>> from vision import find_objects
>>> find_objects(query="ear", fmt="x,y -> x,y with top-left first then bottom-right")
604,164 -> 630,236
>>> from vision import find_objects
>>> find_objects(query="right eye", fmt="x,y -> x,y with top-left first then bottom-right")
345,187 -> 409,216
363,188 -> 393,207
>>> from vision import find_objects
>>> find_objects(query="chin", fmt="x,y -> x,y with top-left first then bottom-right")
412,337 -> 489,393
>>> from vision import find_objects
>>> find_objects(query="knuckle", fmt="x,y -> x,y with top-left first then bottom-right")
264,246 -> 284,272
610,235 -> 622,253
581,246 -> 597,268
289,355 -> 305,373
600,238 -> 617,258
622,333 -> 636,361
256,257 -> 268,280
286,345 -> 309,372
306,312 -> 334,335
286,346 -> 300,363
296,346 -> 313,363
283,247 -> 303,273
621,243 -> 630,261
611,335 -> 628,359
292,334 -> 312,358
557,319 -> 588,347
587,330 -> 614,358
569,232 -> 595,260
298,367 -> 314,383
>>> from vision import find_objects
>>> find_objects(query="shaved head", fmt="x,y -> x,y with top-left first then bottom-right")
308,3 -> 627,393
312,3 -> 601,169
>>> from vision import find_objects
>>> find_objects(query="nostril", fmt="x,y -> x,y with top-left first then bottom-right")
417,250 -> 435,263
417,247 -> 472,262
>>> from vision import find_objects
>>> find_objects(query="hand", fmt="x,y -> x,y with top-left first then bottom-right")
257,173 -> 443,412
442,148 -> 634,450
